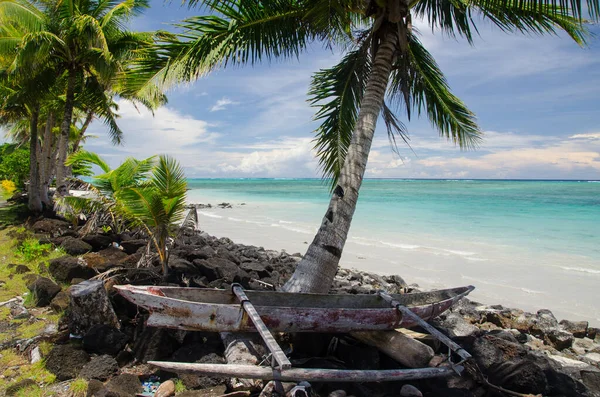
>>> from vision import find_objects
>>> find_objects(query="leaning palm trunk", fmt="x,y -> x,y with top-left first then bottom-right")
283,26 -> 398,293
71,111 -> 93,154
56,69 -> 77,190
28,106 -> 42,212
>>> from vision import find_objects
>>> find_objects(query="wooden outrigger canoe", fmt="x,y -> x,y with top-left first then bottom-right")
114,284 -> 474,333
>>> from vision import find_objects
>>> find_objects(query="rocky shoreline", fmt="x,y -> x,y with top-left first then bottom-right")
1,214 -> 599,397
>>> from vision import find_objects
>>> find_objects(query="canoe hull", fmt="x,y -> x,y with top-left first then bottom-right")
115,285 -> 474,333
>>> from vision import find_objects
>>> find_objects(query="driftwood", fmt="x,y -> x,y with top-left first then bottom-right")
380,292 -> 471,363
149,361 -> 455,382
0,297 -> 20,307
350,330 -> 434,368
232,284 -> 291,370
221,332 -> 265,392
69,280 -> 119,335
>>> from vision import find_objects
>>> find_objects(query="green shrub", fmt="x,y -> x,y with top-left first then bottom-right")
18,239 -> 52,262
0,144 -> 30,189
174,378 -> 186,393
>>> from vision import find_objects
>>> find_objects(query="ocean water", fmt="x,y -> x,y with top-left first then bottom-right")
186,179 -> 600,324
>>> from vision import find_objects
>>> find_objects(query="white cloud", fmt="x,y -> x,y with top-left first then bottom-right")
86,100 -> 219,164
221,137 -> 317,176
210,97 -> 238,112
414,136 -> 600,178
363,129 -> 600,179
570,132 -> 600,140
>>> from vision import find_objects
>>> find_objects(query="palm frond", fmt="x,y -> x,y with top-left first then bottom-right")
66,149 -> 112,173
381,100 -> 412,157
309,44 -> 371,188
0,0 -> 45,34
100,0 -> 148,28
151,155 -> 187,198
161,0 -> 319,84
411,0 -> 476,43
468,0 -> 590,45
71,14 -> 111,60
119,186 -> 165,228
389,34 -> 481,149
469,0 -> 600,21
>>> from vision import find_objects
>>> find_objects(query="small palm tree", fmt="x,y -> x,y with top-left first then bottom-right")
148,0 -> 597,293
120,155 -> 188,279
61,152 -> 187,278
62,150 -> 156,234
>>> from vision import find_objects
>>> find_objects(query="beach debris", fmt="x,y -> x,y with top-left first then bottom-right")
350,331 -> 434,368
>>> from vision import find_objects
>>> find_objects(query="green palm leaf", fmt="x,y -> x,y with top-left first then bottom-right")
152,155 -> 187,198
65,149 -> 111,173
468,0 -> 590,44
309,43 -> 371,188
389,34 -> 481,149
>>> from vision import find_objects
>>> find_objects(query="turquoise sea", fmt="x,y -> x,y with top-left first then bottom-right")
186,179 -> 600,324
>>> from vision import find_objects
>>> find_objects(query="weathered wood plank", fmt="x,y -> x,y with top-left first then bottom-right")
148,362 -> 455,382
379,291 -> 472,363
350,330 -> 434,368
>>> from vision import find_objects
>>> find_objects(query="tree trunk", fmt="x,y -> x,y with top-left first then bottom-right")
71,110 -> 93,154
69,279 -> 119,336
55,67 -> 77,191
28,106 -> 42,213
39,113 -> 55,207
283,26 -> 398,293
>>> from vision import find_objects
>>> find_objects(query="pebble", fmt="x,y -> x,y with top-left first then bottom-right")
30,346 -> 41,364
400,384 -> 423,397
548,354 -> 592,370
155,379 -> 175,397
584,352 -> 600,365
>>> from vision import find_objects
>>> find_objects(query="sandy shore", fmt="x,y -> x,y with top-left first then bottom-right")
190,203 -> 600,327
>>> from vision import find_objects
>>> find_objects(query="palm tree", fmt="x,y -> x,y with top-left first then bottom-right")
61,150 -> 157,234
1,0 -> 156,189
0,0 -> 167,211
61,151 -> 187,278
152,0 -> 597,293
0,66 -> 58,212
120,155 -> 188,279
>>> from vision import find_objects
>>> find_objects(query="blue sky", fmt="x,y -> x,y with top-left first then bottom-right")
14,1 -> 600,179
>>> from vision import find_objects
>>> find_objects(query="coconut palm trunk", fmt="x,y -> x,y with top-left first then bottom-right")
39,112 -> 55,207
71,111 -> 93,153
28,105 -> 42,212
56,68 -> 77,190
283,26 -> 399,293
